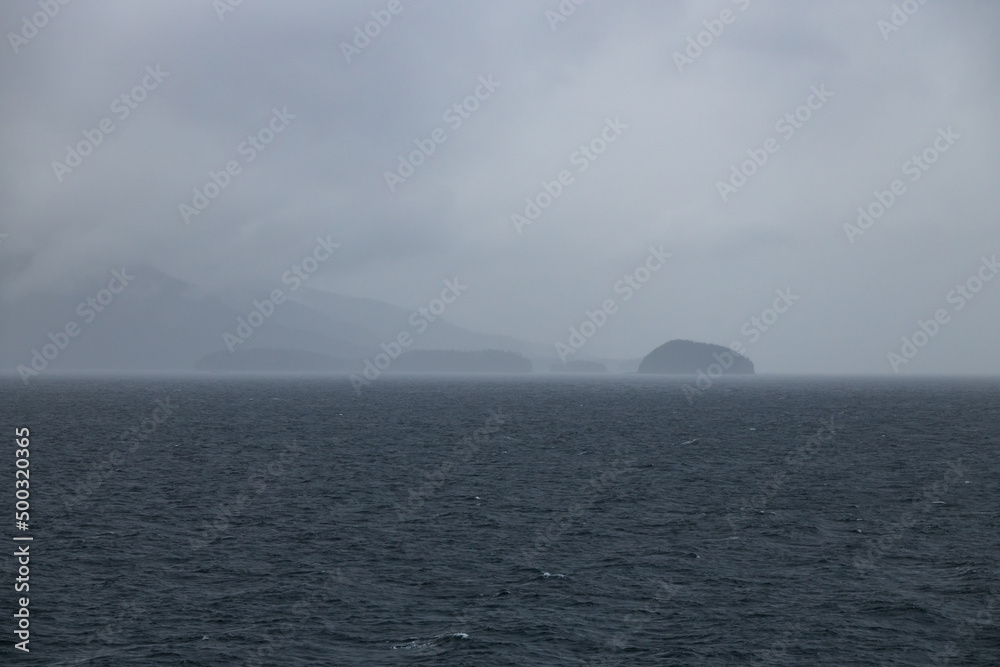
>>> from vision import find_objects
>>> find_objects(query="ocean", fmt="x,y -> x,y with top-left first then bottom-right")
2,376 -> 998,665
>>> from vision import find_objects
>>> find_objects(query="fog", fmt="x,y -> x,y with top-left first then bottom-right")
2,0 -> 999,376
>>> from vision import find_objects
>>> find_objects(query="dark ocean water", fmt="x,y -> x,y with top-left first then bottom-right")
2,376 -> 998,665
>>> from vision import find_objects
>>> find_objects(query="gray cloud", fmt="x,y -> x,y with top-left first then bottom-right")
2,0 -> 999,374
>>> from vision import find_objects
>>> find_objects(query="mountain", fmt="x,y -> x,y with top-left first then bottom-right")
637,339 -> 754,375
0,265 -> 552,377
0,266 -> 370,374
291,287 -> 554,358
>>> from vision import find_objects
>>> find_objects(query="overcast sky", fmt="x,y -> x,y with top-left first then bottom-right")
2,0 -> 998,374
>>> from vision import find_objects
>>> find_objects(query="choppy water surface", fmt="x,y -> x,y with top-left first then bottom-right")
3,376 -> 998,665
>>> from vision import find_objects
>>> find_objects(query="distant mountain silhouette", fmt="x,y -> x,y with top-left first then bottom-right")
389,349 -> 532,373
550,360 -> 608,373
195,348 -> 354,373
293,286 -> 554,358
0,266 -> 551,375
637,339 -> 754,375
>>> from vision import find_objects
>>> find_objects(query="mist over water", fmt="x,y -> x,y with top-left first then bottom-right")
2,1 -> 1000,375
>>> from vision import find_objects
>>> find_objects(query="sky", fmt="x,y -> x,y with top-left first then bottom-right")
1,0 -> 999,375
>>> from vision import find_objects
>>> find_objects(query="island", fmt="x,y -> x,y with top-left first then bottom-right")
637,339 -> 754,375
